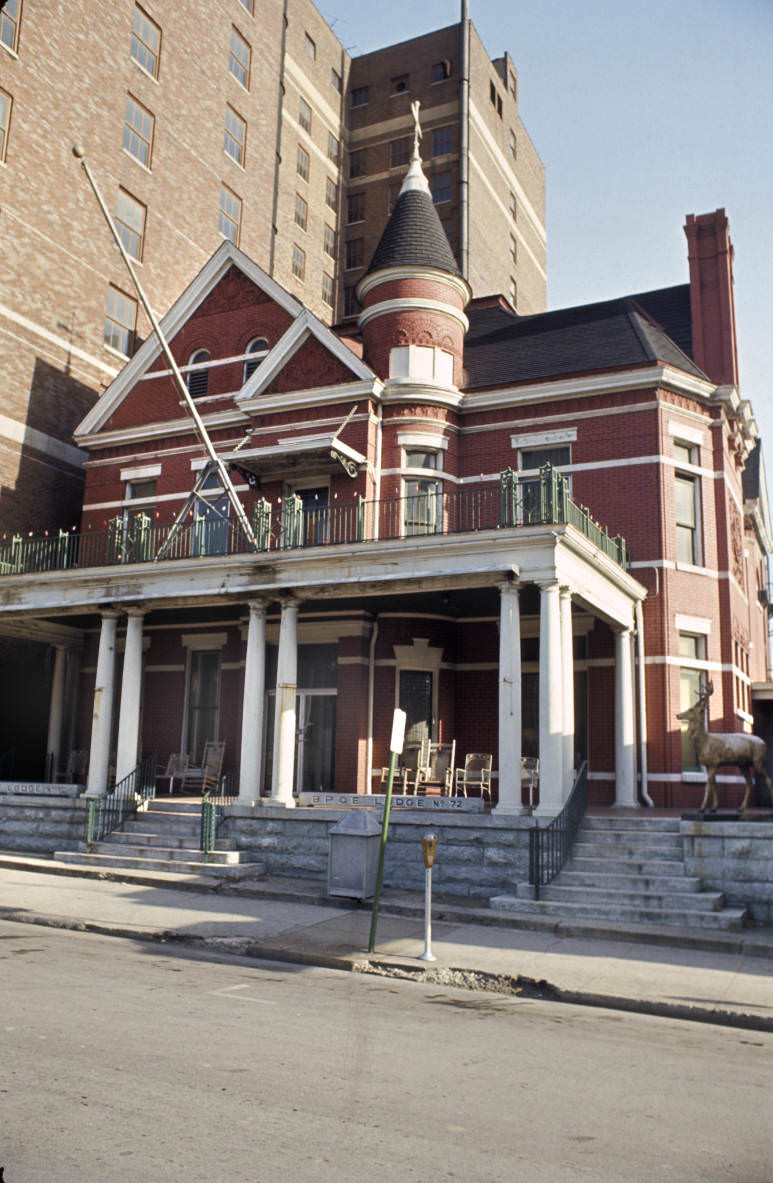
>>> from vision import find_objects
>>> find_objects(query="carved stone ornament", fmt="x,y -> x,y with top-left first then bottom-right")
729,499 -> 744,584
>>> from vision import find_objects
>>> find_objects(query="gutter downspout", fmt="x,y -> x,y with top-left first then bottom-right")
366,617 -> 379,792
459,1 -> 470,283
373,401 -> 383,539
635,598 -> 653,806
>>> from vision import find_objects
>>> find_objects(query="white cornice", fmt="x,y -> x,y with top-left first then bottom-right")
381,379 -> 464,409
462,364 -> 716,412
358,297 -> 469,332
238,379 -> 382,415
76,408 -> 249,451
357,267 -> 471,305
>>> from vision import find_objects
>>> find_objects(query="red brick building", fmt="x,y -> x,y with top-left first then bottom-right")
0,144 -> 768,815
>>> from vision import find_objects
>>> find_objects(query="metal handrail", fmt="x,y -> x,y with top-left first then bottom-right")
85,754 -> 157,849
200,771 -> 236,861
528,760 -> 588,899
0,467 -> 629,577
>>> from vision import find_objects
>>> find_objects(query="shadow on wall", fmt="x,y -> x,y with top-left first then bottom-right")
0,637 -> 52,780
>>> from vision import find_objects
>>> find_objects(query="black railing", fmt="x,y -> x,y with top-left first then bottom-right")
0,466 -> 629,577
200,770 -> 236,860
528,761 -> 588,899
85,754 -> 157,848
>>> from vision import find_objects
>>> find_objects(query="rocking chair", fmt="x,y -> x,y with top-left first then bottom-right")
180,741 -> 225,795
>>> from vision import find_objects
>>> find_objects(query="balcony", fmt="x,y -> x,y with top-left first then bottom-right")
0,466 -> 629,578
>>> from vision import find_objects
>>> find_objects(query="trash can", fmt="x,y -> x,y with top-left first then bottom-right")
327,809 -> 382,900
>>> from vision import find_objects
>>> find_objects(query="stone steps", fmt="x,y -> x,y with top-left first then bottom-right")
54,850 -> 263,878
536,883 -> 724,911
569,856 -> 688,877
558,869 -> 701,893
490,895 -> 748,931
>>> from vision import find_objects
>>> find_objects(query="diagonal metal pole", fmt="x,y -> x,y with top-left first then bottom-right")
73,145 -> 258,551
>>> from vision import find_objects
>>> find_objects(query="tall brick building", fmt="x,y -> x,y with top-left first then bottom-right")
0,0 -> 544,536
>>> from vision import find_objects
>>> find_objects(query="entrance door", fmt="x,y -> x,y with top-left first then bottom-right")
186,650 -> 220,764
399,668 -> 434,747
263,691 -> 336,794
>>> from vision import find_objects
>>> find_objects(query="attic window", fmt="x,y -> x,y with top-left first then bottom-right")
243,337 -> 268,381
187,349 -> 210,398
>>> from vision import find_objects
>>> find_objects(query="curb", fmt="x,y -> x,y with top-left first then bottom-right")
2,906 -> 772,1035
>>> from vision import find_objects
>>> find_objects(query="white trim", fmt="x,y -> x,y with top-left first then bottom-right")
382,380 -> 464,409
667,420 -> 706,446
180,632 -> 228,650
120,463 -> 162,482
356,266 -> 471,305
675,614 -> 711,635
0,413 -> 87,467
76,408 -> 249,450
463,365 -> 716,412
358,297 -> 468,332
239,379 -> 382,416
397,432 -> 449,451
510,428 -> 577,450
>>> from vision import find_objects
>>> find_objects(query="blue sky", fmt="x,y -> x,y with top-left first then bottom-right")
325,0 -> 773,451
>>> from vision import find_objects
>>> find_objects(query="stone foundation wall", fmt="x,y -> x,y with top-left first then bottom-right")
681,820 -> 773,924
225,805 -> 533,898
0,795 -> 88,853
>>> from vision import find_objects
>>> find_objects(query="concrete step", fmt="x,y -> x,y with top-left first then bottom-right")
146,800 -> 201,813
90,841 -> 240,865
489,895 -> 749,931
571,839 -> 682,860
111,830 -> 228,850
539,883 -> 725,911
584,816 -> 680,833
558,870 -> 701,893
567,856 -> 688,877
54,850 -> 264,879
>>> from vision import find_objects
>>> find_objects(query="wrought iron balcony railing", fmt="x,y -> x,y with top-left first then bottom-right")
0,466 -> 629,577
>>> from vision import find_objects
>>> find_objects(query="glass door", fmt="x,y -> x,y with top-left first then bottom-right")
399,668 -> 434,747
186,650 -> 220,764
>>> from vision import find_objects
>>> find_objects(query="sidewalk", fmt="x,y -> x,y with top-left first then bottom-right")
0,853 -> 772,1032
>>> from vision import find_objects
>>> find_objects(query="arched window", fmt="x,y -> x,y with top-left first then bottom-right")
243,337 -> 268,382
188,349 -> 210,399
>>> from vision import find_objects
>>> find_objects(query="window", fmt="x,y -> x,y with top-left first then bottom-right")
490,81 -> 497,107
432,59 -> 452,82
345,238 -> 363,270
323,224 -> 336,258
322,272 -> 334,308
224,106 -> 246,165
104,286 -> 137,355
292,243 -> 306,280
218,184 -> 242,243
347,192 -> 364,223
432,126 -> 452,157
389,136 -> 411,168
187,349 -> 210,399
123,95 -> 154,167
243,337 -> 268,381
130,6 -> 160,78
343,286 -> 358,318
349,149 -> 364,178
229,27 -> 250,88
1,0 -> 21,54
675,472 -> 701,564
520,445 -> 570,470
430,172 -> 451,204
390,345 -> 453,385
350,86 -> 368,108
123,477 -> 157,561
304,32 -> 316,60
391,74 -> 409,95
331,68 -> 342,93
497,94 -> 503,117
325,177 -> 337,210
679,633 -> 707,769
327,131 -> 339,163
299,97 -> 312,133
509,129 -> 517,158
404,451 -> 441,536
114,189 -> 146,261
296,144 -> 309,181
0,89 -> 12,163
673,440 -> 696,466
192,472 -> 229,559
509,191 -> 517,219
237,0 -> 253,13
294,192 -> 308,230
509,72 -> 517,100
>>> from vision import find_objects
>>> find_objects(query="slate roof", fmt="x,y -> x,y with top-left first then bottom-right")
463,285 -> 706,390
742,441 -> 761,501
365,189 -> 462,278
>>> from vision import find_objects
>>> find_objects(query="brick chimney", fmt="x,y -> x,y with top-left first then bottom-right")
684,209 -> 739,386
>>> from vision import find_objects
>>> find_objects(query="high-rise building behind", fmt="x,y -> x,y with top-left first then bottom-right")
0,0 -> 545,534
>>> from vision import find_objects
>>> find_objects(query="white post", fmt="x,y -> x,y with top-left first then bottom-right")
495,581 -> 525,815
614,626 -> 637,806
270,598 -> 299,808
535,581 -> 564,817
239,600 -> 267,803
85,610 -> 120,797
115,609 -> 145,784
46,645 -> 68,780
560,587 -> 575,791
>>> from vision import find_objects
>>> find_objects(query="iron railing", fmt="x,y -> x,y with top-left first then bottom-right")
528,760 -> 588,899
85,754 -> 157,849
0,466 -> 628,578
200,770 -> 236,861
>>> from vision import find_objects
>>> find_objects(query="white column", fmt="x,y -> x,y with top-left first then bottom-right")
115,608 -> 145,784
239,600 -> 267,804
85,610 -> 120,797
495,581 -> 524,815
560,587 -> 575,791
614,626 -> 637,806
270,598 -> 298,808
535,582 -> 564,817
46,645 -> 68,780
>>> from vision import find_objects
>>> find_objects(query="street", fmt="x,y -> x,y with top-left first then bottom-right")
1,920 -> 771,1182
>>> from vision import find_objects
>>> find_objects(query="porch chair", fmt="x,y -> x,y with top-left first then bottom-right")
160,752 -> 191,795
454,752 -> 493,800
60,749 -> 88,785
378,737 -> 429,795
414,739 -> 456,796
180,740 -> 225,795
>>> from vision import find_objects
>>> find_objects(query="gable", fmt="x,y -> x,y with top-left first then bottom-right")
262,333 -> 361,396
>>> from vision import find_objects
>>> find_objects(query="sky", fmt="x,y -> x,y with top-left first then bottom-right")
322,0 -> 773,452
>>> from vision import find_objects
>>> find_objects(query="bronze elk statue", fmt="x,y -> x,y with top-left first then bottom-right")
677,680 -> 773,812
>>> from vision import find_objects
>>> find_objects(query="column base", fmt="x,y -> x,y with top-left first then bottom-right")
493,803 -> 531,817
612,798 -> 639,809
262,796 -> 296,809
533,804 -> 561,820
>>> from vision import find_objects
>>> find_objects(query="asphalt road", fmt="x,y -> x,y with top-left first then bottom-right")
1,920 -> 771,1183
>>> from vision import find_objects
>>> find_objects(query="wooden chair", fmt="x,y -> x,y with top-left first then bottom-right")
521,756 -> 539,808
160,752 -> 191,795
180,741 -> 225,795
378,738 -> 429,795
414,740 -> 456,796
454,752 -> 493,799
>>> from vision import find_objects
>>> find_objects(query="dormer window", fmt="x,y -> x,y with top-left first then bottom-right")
187,349 -> 210,398
243,337 -> 268,381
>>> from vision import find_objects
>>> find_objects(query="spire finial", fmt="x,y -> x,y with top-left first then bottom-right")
411,99 -> 422,159
399,100 -> 430,197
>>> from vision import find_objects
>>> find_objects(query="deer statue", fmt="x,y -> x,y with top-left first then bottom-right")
676,680 -> 773,812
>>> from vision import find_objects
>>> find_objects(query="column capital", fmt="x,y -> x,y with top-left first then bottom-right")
536,578 -> 560,592
497,579 -> 521,596
124,606 -> 146,619
558,585 -> 572,600
247,598 -> 268,617
278,594 -> 302,611
99,608 -> 121,620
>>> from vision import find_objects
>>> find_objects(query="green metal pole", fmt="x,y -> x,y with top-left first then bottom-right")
368,750 -> 397,953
